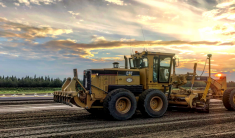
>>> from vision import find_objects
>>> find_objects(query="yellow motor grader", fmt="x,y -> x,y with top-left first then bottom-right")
53,51 -> 235,120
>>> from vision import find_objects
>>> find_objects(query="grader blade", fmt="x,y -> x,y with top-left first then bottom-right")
53,69 -> 88,108
54,91 -> 78,107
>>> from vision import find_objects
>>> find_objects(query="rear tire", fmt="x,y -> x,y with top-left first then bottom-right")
223,88 -> 235,110
138,89 -> 168,117
103,88 -> 137,120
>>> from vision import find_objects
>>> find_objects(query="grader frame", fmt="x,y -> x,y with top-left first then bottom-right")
53,51 -> 235,120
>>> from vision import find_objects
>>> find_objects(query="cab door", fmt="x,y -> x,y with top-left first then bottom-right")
153,56 -> 159,83
158,56 -> 172,83
150,55 -> 172,89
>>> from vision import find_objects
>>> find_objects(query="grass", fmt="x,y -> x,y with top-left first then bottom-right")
1,86 -> 235,95
0,87 -> 61,95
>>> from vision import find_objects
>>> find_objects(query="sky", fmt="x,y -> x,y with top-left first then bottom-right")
0,0 -> 235,81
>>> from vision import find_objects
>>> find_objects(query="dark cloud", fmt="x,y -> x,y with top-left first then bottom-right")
31,39 -> 234,62
1,37 -> 235,75
1,34 -> 234,63
0,17 -> 72,40
63,54 -> 84,58
205,0 -> 218,5
0,31 -> 20,38
41,39 -> 235,51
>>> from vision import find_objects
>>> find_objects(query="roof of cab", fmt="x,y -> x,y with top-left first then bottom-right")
136,51 -> 175,56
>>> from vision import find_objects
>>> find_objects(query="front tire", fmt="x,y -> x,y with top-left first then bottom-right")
223,88 -> 235,110
138,89 -> 168,117
103,88 -> 137,120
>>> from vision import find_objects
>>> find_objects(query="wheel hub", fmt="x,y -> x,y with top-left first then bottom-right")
116,97 -> 131,114
150,96 -> 163,111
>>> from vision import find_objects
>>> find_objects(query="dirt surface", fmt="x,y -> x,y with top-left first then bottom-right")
0,100 -> 235,138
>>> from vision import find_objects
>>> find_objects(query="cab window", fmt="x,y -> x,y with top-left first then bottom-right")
159,56 -> 171,82
129,58 -> 134,68
129,56 -> 148,68
139,57 -> 148,68
153,56 -> 158,82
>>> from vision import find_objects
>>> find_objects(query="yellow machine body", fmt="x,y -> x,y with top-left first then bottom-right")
54,51 -> 229,115
54,51 -> 175,109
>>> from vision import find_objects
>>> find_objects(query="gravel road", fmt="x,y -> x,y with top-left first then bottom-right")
0,100 -> 235,138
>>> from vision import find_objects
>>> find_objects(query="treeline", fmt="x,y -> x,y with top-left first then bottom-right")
227,81 -> 235,87
0,75 -> 66,87
1,75 -> 235,88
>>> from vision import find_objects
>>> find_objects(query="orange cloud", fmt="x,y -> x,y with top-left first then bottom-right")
35,37 -> 235,71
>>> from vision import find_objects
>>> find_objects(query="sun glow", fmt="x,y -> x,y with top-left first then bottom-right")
215,73 -> 222,77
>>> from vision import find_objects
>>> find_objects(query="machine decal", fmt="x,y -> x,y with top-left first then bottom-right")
126,78 -> 133,82
126,71 -> 133,76
118,71 -> 140,76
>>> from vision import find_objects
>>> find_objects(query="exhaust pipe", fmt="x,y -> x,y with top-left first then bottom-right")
73,68 -> 78,78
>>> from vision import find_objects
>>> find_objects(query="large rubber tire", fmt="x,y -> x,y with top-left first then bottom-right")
223,88 -> 235,111
138,89 -> 168,117
103,88 -> 137,121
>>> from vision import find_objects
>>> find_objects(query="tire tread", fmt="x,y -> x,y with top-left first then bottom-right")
223,88 -> 235,110
103,88 -> 136,120
138,89 -> 168,117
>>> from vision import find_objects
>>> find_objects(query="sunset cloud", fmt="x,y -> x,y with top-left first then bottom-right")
1,0 -> 235,80
34,38 -> 235,64
216,0 -> 235,8
0,17 -> 73,40
105,0 -> 124,5
14,3 -> 20,6
18,0 -> 30,6
0,2 -> 6,7
18,0 -> 62,6
137,15 -> 157,22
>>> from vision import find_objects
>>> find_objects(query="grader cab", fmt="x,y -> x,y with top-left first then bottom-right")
53,51 -> 235,120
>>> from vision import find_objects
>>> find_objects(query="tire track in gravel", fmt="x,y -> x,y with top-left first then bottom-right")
1,100 -> 234,137
2,113 -> 235,138
123,121 -> 235,138
0,103 -> 229,129
1,109 -> 235,137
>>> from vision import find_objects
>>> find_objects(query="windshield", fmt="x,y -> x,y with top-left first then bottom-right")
129,57 -> 148,68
